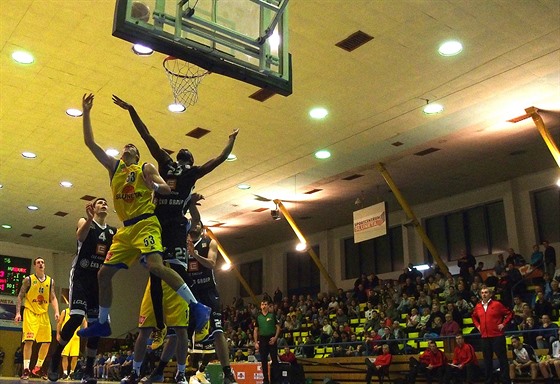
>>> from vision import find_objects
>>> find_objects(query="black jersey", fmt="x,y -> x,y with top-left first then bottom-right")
72,220 -> 115,274
187,236 -> 216,290
153,160 -> 201,223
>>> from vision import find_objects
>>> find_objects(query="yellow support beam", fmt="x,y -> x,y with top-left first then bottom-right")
273,199 -> 338,293
375,163 -> 449,275
525,107 -> 560,168
205,227 -> 259,306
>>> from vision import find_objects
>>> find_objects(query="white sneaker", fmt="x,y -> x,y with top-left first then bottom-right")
188,377 -> 201,384
195,371 -> 210,384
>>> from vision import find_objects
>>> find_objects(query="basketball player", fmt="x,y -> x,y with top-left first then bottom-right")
112,94 -> 238,347
15,257 -> 60,380
77,93 -> 210,339
48,198 -> 116,384
58,307 -> 86,380
186,219 -> 237,384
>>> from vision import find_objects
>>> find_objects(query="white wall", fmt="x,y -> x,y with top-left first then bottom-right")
217,167 -> 559,305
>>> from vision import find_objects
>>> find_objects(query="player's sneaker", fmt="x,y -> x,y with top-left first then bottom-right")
187,377 -> 200,384
80,375 -> 97,384
32,366 -> 48,380
121,371 -> 139,384
149,325 -> 167,350
78,321 -> 112,337
21,368 -> 31,380
189,302 -> 211,332
175,372 -> 187,384
223,372 -> 237,384
194,371 -> 209,384
139,370 -> 164,384
47,354 -> 62,382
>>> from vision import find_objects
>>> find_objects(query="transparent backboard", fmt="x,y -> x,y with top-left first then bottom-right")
114,0 -> 292,95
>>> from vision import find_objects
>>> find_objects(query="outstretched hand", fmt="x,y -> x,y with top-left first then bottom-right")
191,193 -> 205,205
112,94 -> 131,110
85,203 -> 94,220
229,128 -> 239,140
82,93 -> 94,112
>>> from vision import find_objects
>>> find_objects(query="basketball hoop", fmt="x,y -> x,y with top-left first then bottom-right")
163,56 -> 209,109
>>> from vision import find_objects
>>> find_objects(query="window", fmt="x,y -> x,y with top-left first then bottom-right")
286,245 -> 320,296
343,226 -> 404,279
533,187 -> 560,243
239,260 -> 262,297
425,200 -> 508,260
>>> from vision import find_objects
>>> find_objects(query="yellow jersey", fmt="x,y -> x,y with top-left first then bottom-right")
111,160 -> 156,222
25,274 -> 51,314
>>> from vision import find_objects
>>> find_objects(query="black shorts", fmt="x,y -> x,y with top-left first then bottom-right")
160,219 -> 188,262
193,286 -> 223,335
69,270 -> 99,320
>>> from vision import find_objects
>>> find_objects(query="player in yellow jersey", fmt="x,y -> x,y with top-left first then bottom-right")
77,94 -> 210,342
57,308 -> 86,379
15,257 -> 60,380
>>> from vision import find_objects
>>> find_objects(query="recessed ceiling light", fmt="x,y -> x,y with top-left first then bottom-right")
309,107 -> 328,119
22,152 -> 37,159
12,51 -> 34,64
314,150 -> 331,159
295,242 -> 307,252
237,183 -> 251,190
168,103 -> 186,113
221,263 -> 232,271
27,205 -> 39,211
226,154 -> 238,162
423,103 -> 444,115
1,224 -> 12,229
60,181 -> 73,188
106,148 -> 119,157
132,44 -> 154,55
66,108 -> 83,117
438,40 -> 463,56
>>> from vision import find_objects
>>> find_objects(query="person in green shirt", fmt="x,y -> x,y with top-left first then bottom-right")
254,298 -> 281,384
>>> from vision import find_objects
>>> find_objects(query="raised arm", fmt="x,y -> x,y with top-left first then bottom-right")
82,94 -> 118,174
112,95 -> 170,164
198,128 -> 239,177
76,203 -> 94,243
142,163 -> 171,195
14,276 -> 31,321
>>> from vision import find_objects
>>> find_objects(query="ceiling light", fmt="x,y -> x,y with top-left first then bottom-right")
221,263 -> 232,271
60,181 -> 73,188
314,150 -> 331,159
271,202 -> 281,221
0,184 -> 3,189
22,152 -> 37,158
106,148 -> 119,157
438,40 -> 463,56
237,183 -> 251,190
295,242 -> 307,252
168,103 -> 186,113
309,107 -> 328,119
132,44 -> 154,55
423,103 -> 444,115
27,205 -> 39,211
66,108 -> 83,117
12,51 -> 34,64
556,177 -> 560,187
269,31 -> 281,50
1,224 -> 12,229
226,154 -> 237,162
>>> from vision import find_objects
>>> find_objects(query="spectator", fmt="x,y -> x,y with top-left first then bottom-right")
444,335 -> 479,384
538,327 -> 560,382
440,313 -> 460,337
536,314 -> 558,349
549,280 -> 560,310
364,344 -> 392,384
408,340 -> 446,384
534,290 -> 553,320
365,330 -> 382,356
543,241 -> 557,275
506,248 -> 526,266
475,262 -> 484,273
233,349 -> 247,362
520,317 -> 539,349
531,244 -> 544,270
273,287 -> 283,305
494,253 -> 506,276
509,336 -> 539,382
458,250 -> 476,280
320,319 -> 333,343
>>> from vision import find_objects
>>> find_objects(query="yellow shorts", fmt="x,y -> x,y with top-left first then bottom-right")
62,333 -> 80,357
22,311 -> 52,343
138,278 -> 189,328
105,215 -> 163,268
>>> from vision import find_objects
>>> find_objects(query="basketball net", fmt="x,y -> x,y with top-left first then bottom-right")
163,56 -> 209,108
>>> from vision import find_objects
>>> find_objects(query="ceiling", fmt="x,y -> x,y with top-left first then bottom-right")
1,0 -> 559,258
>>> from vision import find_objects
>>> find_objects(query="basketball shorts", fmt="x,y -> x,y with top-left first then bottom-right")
138,277 -> 189,328
160,218 -> 189,262
62,332 -> 80,357
22,310 -> 52,343
69,271 -> 99,320
104,215 -> 163,268
192,286 -> 223,336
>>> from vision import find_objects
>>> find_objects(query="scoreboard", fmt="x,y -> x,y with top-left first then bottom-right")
0,255 -> 31,296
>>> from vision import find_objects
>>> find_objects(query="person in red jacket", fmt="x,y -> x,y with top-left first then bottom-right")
365,344 -> 392,384
408,340 -> 446,384
471,286 -> 512,384
444,335 -> 480,384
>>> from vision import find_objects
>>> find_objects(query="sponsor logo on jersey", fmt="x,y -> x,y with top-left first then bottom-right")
116,185 -> 141,203
80,259 -> 90,268
33,295 -> 47,305
96,244 -> 107,255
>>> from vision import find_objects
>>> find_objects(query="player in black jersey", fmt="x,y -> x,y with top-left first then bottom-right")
186,220 -> 237,384
48,198 -> 116,384
112,95 -> 238,350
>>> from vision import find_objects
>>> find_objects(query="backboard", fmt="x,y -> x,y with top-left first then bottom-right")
113,0 -> 292,96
